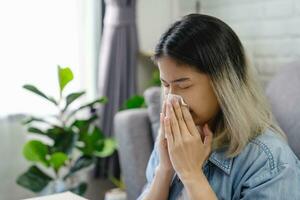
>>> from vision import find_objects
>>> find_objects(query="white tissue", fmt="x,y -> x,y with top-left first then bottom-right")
167,94 -> 188,106
163,94 -> 189,139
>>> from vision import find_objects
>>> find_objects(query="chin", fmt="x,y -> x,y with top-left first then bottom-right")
190,112 -> 206,127
190,112 -> 201,125
194,120 -> 204,126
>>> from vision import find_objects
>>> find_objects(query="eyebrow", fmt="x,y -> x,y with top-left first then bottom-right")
160,77 -> 191,84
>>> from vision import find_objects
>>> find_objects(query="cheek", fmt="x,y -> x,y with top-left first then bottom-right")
187,97 -> 220,125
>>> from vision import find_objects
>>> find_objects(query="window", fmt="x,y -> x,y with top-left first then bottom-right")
0,0 -> 82,116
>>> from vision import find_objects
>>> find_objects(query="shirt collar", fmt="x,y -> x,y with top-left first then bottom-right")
208,148 -> 233,175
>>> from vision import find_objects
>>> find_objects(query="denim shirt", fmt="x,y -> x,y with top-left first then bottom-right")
137,129 -> 300,200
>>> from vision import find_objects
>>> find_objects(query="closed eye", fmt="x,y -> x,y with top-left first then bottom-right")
162,84 -> 191,89
180,85 -> 190,88
179,84 -> 192,89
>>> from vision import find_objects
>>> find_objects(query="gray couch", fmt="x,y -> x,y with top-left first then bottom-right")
114,62 -> 300,200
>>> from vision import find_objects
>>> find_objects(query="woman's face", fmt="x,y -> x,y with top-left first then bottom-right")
158,56 -> 220,127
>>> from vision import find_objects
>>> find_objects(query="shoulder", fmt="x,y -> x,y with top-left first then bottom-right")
232,128 -> 300,185
226,129 -> 300,199
242,128 -> 299,170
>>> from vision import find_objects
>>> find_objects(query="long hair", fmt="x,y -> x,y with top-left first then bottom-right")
152,14 -> 286,157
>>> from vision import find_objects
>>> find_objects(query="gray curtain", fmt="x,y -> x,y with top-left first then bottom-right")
96,0 -> 138,177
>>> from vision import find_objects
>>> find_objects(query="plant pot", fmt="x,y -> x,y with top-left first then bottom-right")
39,175 -> 81,196
39,179 -> 67,196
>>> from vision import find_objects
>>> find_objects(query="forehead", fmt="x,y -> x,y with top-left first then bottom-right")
157,57 -> 199,81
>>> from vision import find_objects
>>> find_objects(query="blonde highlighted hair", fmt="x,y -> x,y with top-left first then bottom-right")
209,58 -> 285,157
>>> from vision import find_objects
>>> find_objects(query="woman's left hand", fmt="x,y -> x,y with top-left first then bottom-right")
164,97 -> 213,181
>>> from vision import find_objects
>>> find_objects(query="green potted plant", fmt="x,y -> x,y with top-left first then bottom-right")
16,66 -> 117,196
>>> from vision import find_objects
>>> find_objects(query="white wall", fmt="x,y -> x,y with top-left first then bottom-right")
200,0 -> 300,86
137,0 -> 201,53
0,0 -> 83,117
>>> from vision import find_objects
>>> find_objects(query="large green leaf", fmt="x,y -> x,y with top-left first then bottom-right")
50,128 -> 78,155
120,95 -> 145,111
71,115 -> 98,135
63,156 -> 93,180
58,66 -> 73,93
27,127 -> 45,135
45,126 -> 64,141
28,126 -> 66,142
23,140 -> 49,167
49,152 -> 68,172
89,127 -> 105,152
23,84 -> 57,105
63,91 -> 85,111
16,165 -> 53,193
77,126 -> 105,156
27,127 -> 57,145
94,138 -> 117,158
69,182 -> 87,196
23,116 -> 51,125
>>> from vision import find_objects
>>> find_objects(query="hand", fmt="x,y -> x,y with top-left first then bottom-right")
164,97 -> 213,181
157,100 -> 175,175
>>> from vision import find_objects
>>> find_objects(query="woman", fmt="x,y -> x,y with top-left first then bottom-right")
137,14 -> 300,200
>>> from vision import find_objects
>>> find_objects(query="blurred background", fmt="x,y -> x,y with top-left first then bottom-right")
0,0 -> 299,199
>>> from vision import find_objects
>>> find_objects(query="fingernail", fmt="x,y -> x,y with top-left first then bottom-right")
172,98 -> 178,105
164,116 -> 169,122
205,124 -> 209,131
167,102 -> 171,107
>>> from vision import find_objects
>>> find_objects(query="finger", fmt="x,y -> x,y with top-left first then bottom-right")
196,125 -> 205,141
167,101 -> 181,143
203,124 -> 213,146
162,100 -> 166,116
172,98 -> 189,135
158,112 -> 165,141
164,116 -> 174,145
181,105 -> 199,136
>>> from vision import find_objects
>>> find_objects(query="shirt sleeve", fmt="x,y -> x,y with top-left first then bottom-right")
240,162 -> 300,200
136,142 -> 159,200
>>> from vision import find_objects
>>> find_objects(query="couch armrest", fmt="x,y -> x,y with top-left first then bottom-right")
114,108 -> 154,200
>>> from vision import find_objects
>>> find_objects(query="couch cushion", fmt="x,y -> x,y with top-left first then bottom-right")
144,87 -> 162,140
266,61 -> 300,158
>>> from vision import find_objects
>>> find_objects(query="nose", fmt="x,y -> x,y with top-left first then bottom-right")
165,89 -> 177,100
165,90 -> 183,104
168,89 -> 175,94
167,86 -> 177,95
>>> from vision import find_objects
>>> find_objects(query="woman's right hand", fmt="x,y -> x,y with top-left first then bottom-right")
141,101 -> 175,200
157,100 -> 175,175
